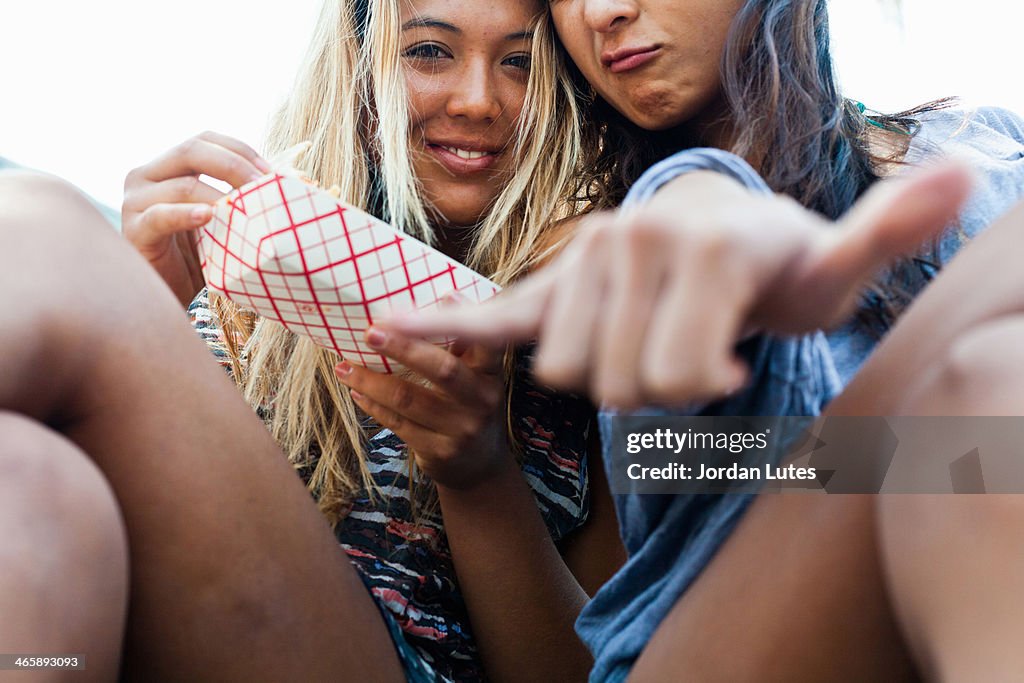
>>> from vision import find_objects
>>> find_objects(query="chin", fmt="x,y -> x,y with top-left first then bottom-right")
633,105 -> 692,132
622,83 -> 706,132
428,192 -> 496,229
429,203 -> 489,229
630,111 -> 683,132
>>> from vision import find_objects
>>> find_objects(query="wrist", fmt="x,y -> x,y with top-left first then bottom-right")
434,450 -> 521,498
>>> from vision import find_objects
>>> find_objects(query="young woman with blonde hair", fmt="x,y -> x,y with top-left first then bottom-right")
0,0 -> 624,680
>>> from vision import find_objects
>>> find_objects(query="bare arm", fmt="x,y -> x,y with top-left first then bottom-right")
437,459 -> 593,682
443,426 -> 627,682
558,434 -> 628,596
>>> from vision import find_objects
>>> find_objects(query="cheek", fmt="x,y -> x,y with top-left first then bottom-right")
551,7 -> 592,65
501,82 -> 529,125
403,70 -> 447,123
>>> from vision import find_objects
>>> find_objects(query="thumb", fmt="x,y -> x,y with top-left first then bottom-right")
804,162 -> 974,326
829,161 -> 974,284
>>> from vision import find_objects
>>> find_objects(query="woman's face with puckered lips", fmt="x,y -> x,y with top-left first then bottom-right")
549,0 -> 743,132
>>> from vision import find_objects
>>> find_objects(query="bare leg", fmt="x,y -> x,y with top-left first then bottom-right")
0,172 -> 402,681
628,494 -> 916,682
0,412 -> 127,682
879,317 -> 1024,681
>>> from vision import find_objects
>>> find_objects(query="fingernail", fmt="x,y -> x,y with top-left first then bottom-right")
191,206 -> 211,223
255,157 -> 272,173
335,361 -> 353,377
366,329 -> 387,349
350,390 -> 364,402
247,172 -> 263,183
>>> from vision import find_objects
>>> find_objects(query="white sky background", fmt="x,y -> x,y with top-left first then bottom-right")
1,0 -> 1021,210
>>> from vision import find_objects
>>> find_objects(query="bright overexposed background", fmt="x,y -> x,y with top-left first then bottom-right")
1,0 -> 1021,210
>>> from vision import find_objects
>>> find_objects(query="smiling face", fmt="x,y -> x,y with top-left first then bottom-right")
401,0 -> 538,229
549,0 -> 743,133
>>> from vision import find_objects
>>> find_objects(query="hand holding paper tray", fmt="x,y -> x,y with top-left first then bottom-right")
197,170 -> 499,373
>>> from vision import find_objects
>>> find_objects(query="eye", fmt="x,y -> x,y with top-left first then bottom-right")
502,53 -> 532,71
403,42 -> 452,61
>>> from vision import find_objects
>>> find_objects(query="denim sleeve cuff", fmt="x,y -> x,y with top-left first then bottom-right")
621,148 -> 771,211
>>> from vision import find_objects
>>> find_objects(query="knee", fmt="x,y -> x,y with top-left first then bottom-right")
945,319 -> 1024,382
0,170 -> 112,239
0,172 -> 141,360
0,412 -> 128,587
0,169 -> 91,208
904,317 -> 1024,415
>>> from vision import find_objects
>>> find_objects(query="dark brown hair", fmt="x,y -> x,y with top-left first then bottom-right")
569,0 -> 953,330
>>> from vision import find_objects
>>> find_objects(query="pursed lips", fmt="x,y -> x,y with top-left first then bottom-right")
601,44 -> 662,74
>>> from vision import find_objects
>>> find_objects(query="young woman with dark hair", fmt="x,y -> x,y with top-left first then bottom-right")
386,0 -> 1024,679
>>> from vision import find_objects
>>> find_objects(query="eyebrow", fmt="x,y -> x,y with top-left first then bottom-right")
402,18 -> 461,34
401,17 -> 533,42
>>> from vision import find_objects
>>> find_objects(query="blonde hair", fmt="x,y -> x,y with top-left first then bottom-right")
212,0 -> 585,525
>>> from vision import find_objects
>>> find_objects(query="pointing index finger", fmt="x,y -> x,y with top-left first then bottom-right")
377,264 -> 560,346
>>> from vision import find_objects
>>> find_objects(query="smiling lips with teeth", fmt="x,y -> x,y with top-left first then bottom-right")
440,146 -> 491,161
426,142 -> 502,173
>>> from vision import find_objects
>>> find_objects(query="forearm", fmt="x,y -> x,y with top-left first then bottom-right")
829,199 -> 1024,415
437,458 -> 591,683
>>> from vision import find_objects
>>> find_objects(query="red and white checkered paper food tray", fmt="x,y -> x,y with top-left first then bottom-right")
198,174 -> 499,373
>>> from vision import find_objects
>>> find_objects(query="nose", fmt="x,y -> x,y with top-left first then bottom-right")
582,0 -> 640,33
445,59 -> 502,122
